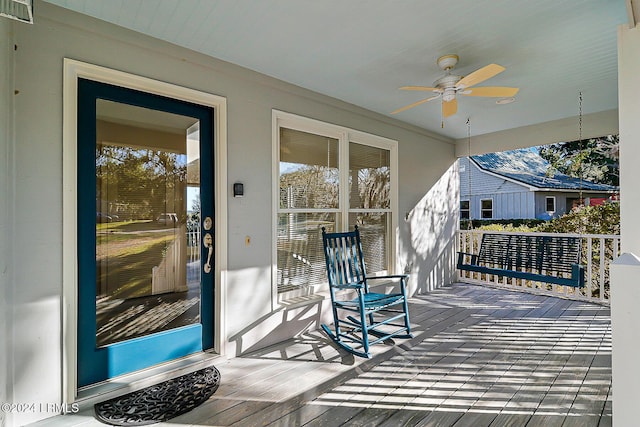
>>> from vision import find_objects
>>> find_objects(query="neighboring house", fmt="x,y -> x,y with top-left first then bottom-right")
459,148 -> 618,220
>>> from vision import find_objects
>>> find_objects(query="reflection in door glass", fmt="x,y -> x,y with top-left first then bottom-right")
95,100 -> 202,347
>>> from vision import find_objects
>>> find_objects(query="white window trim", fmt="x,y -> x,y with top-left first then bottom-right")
62,59 -> 228,402
545,196 -> 556,213
460,199 -> 470,219
272,110 -> 398,308
480,198 -> 494,219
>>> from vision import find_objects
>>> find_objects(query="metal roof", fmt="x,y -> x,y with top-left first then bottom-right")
470,148 -> 618,192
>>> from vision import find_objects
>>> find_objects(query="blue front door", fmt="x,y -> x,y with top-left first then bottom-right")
77,79 -> 214,387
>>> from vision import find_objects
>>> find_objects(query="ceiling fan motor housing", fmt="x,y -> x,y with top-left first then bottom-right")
434,74 -> 462,93
442,88 -> 457,102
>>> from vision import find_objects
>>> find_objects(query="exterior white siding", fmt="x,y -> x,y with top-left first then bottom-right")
459,157 -> 536,219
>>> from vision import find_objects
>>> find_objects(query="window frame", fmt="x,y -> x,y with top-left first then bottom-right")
460,200 -> 470,219
272,110 -> 398,307
545,196 -> 556,213
480,198 -> 493,219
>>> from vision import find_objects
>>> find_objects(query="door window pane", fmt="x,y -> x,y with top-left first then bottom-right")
95,100 -> 201,346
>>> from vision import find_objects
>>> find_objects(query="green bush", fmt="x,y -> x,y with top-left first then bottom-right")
460,203 -> 620,235
460,219 -> 545,231
536,202 -> 620,235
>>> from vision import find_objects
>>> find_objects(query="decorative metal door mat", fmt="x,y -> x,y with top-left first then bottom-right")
94,366 -> 220,426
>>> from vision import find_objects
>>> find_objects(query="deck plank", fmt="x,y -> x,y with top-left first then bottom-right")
30,283 -> 611,427
451,411 -> 498,427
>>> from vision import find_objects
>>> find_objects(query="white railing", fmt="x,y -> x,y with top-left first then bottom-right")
187,227 -> 201,264
457,230 -> 621,305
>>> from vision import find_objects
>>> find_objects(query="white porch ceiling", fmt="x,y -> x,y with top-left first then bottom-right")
42,0 -> 627,140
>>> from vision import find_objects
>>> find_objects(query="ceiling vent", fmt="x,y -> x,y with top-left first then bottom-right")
0,0 -> 33,24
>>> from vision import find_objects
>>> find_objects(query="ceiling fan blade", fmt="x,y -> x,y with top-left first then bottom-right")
461,86 -> 520,97
391,95 -> 440,114
400,86 -> 441,92
456,64 -> 505,89
442,98 -> 457,118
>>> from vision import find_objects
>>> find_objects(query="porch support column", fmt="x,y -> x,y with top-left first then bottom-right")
619,26 -> 640,254
612,23 -> 640,426
611,254 -> 640,426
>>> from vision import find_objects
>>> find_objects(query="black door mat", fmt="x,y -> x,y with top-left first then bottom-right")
94,366 -> 220,426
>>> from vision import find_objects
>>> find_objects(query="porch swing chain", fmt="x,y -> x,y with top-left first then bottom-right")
466,117 -> 473,230
579,91 -> 584,206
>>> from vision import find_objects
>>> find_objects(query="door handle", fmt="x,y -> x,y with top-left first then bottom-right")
203,232 -> 213,274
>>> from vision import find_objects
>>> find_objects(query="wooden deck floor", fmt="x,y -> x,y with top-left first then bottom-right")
33,283 -> 612,427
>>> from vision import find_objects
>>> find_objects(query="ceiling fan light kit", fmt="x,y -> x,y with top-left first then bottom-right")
392,54 -> 520,119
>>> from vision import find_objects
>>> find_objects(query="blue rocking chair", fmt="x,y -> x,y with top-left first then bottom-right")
320,225 -> 412,358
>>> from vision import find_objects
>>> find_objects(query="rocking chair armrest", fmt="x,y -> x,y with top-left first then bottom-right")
365,274 -> 409,281
334,283 -> 364,290
365,274 -> 410,295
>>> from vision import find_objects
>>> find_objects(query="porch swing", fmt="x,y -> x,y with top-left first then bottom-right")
456,98 -> 586,288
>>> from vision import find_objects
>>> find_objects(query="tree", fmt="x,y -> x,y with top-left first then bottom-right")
96,145 -> 186,219
538,135 -> 619,186
279,165 -> 339,209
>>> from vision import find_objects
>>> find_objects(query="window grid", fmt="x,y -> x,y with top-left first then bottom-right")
460,200 -> 470,219
274,113 -> 397,300
546,196 -> 556,212
481,199 -> 493,219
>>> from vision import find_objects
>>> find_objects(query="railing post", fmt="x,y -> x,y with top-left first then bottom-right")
587,237 -> 593,299
600,237 -> 606,302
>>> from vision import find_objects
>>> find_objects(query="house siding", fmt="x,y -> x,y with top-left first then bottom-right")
534,191 -> 614,218
4,3 -> 458,424
535,192 -> 567,218
459,157 -> 535,219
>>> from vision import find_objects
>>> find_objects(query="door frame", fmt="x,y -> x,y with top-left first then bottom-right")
62,59 -> 228,402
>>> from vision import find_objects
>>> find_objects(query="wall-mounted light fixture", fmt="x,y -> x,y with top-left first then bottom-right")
233,182 -> 244,198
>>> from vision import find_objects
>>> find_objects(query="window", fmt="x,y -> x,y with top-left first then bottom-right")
460,200 -> 470,219
348,141 -> 392,273
481,199 -> 493,219
277,127 -> 339,294
274,112 -> 397,300
545,196 -> 556,213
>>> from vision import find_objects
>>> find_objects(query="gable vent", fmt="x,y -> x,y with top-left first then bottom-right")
0,0 -> 33,24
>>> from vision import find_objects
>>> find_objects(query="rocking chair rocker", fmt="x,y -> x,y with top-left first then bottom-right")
320,226 -> 412,358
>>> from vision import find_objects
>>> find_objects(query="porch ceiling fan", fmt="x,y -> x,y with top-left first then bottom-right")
392,54 -> 520,119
